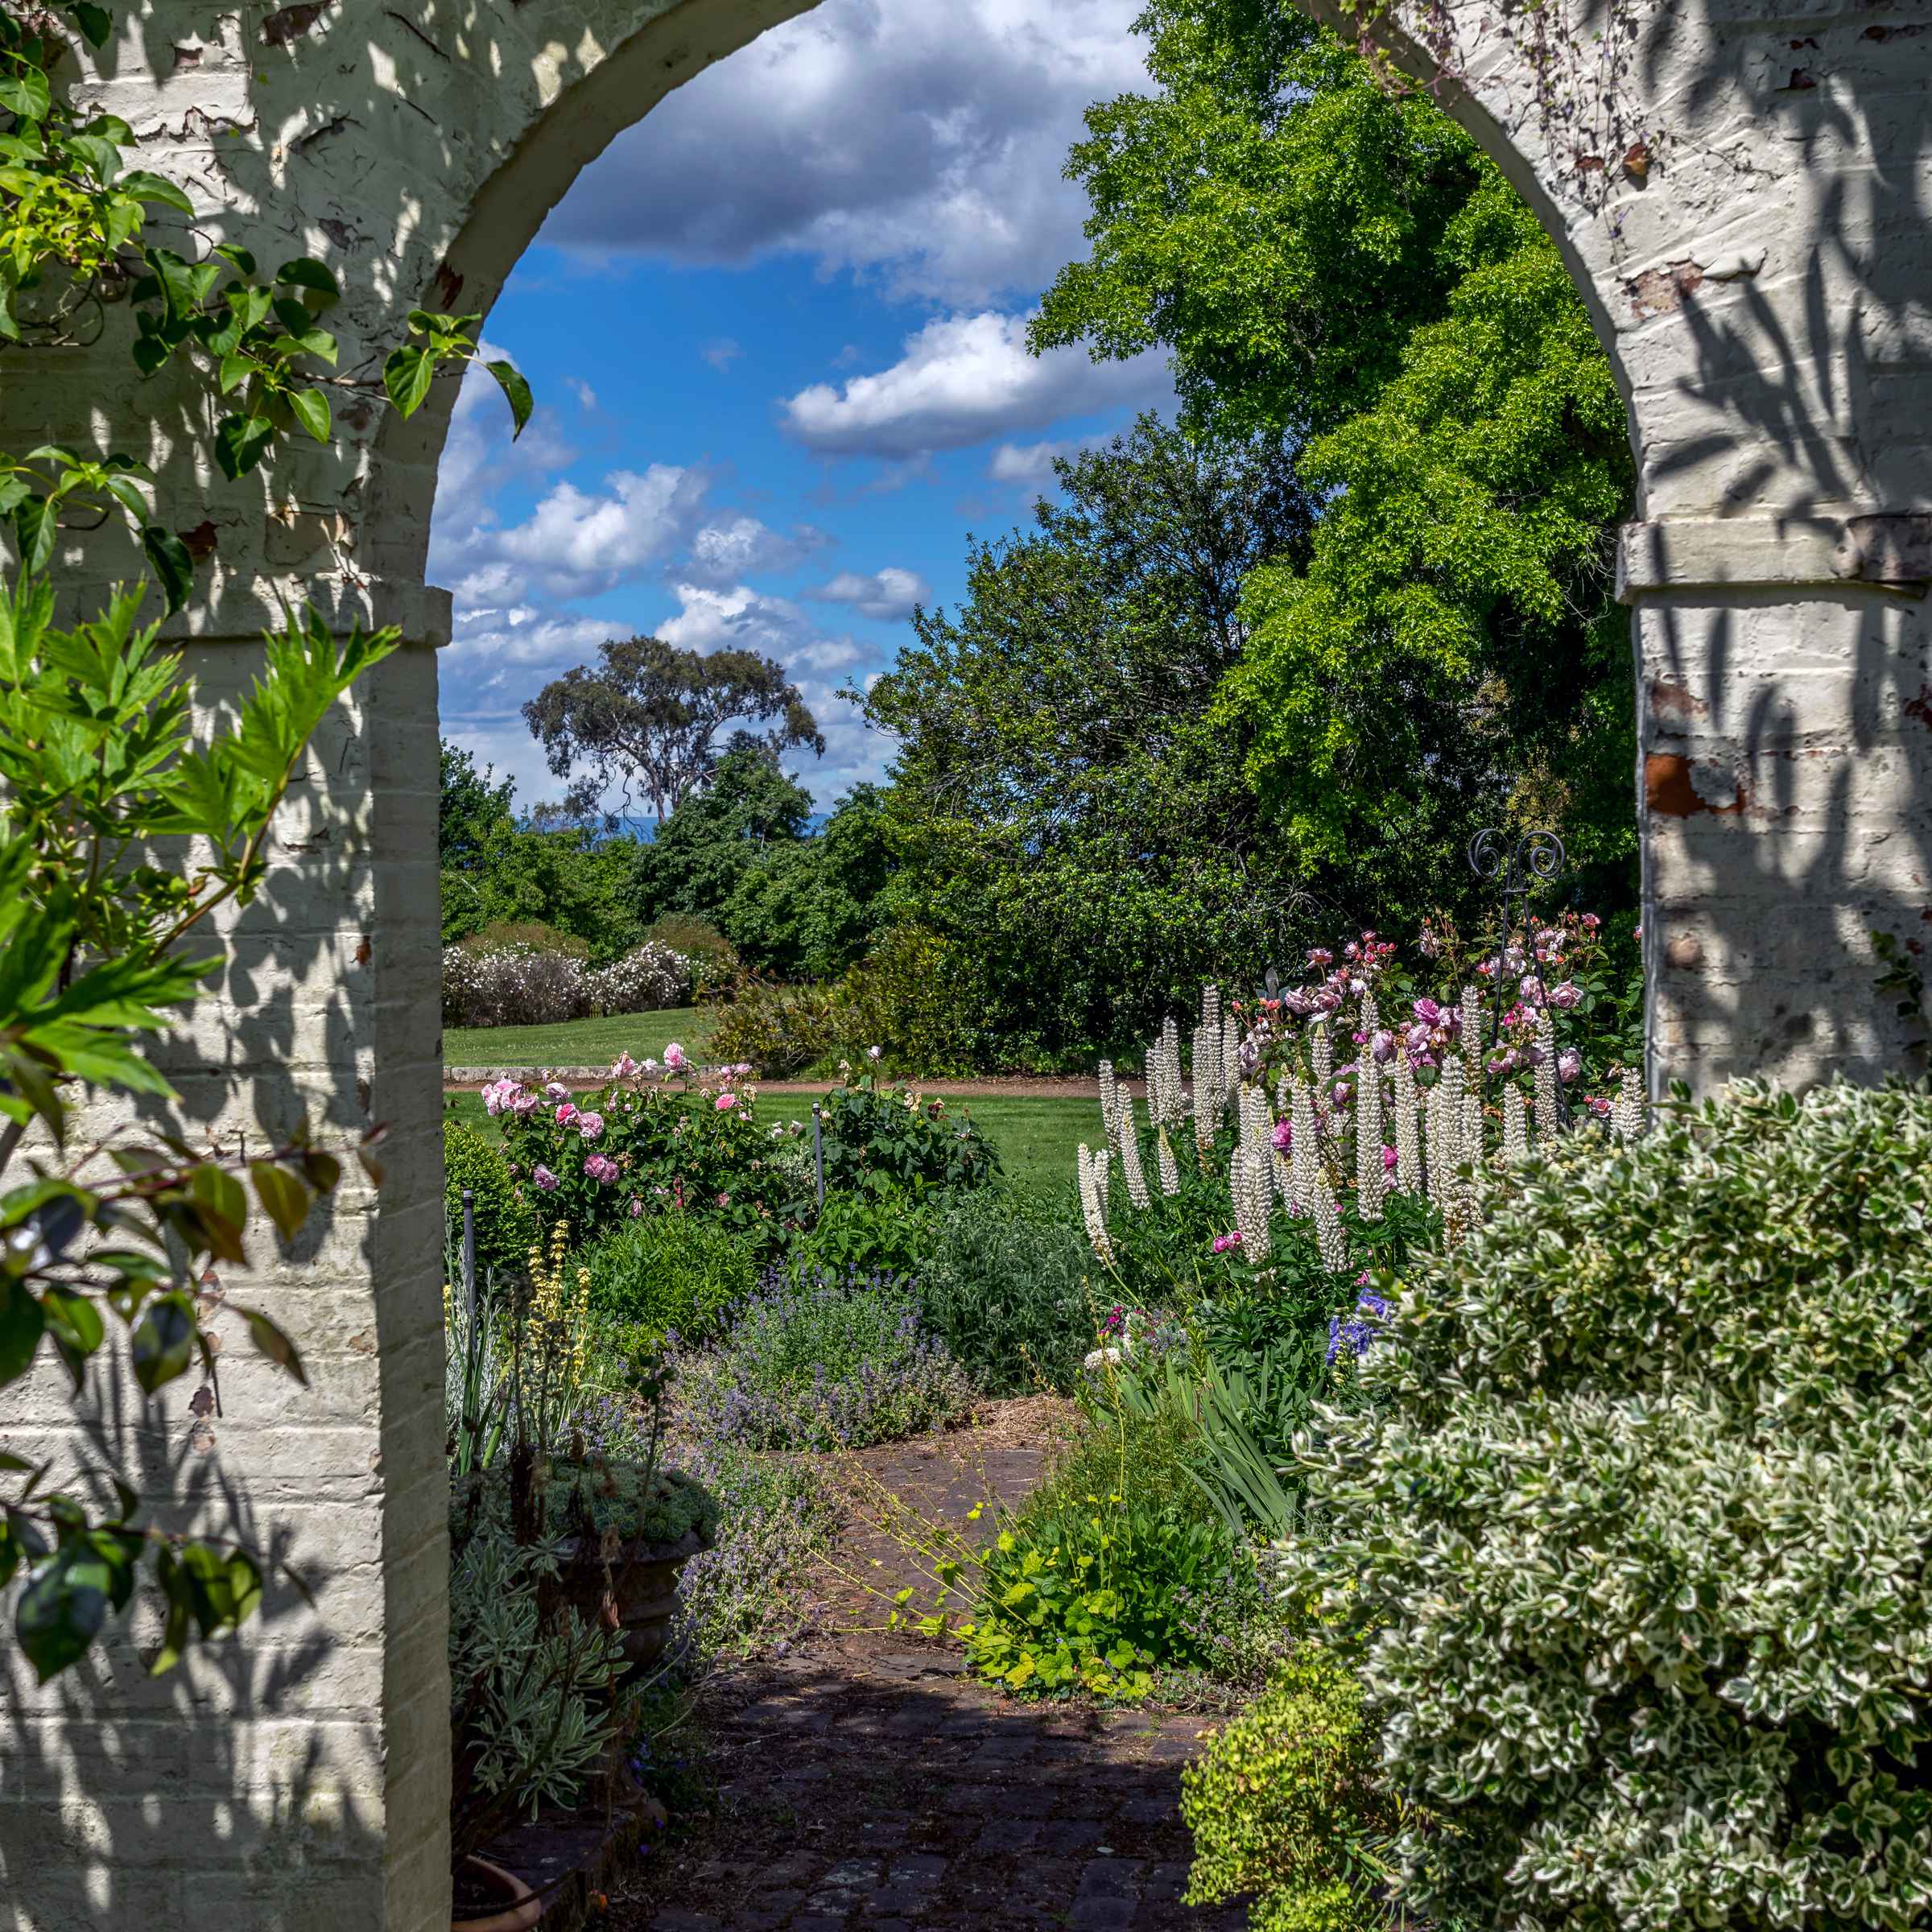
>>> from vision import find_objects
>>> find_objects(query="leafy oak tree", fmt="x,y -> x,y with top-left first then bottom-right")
1034,0 -> 1639,922
523,637 -> 824,828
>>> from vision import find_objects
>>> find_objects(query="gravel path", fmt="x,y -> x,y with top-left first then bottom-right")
609,1404 -> 1245,1932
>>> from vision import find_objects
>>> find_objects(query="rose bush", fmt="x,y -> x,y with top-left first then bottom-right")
485,1049 -> 798,1252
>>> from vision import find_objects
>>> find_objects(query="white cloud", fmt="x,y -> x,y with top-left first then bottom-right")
811,566 -> 931,621
565,377 -> 598,411
701,336 -> 745,372
782,310 -> 1167,460
687,514 -> 832,587
442,464 -> 712,609
543,0 -> 1152,308
988,436 -> 1099,488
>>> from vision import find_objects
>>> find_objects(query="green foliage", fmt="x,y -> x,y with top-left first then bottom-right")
789,1191 -> 933,1279
705,975 -> 840,1077
1034,0 -> 1637,932
965,1402 -> 1261,1699
916,1190 -> 1102,1394
444,1120 -> 538,1289
862,415 -> 1316,1067
1182,1645 -> 1399,1932
0,4 -> 518,1686
446,1519 -> 623,1864
1283,1082 -> 1932,1932
577,1211 -> 757,1344
815,1076 -> 1002,1199
805,782 -> 894,978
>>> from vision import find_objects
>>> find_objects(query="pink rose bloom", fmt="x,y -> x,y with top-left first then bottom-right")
533,1166 -> 558,1192
584,1154 -> 619,1185
612,1051 -> 638,1080
1332,1083 -> 1352,1109
576,1111 -> 605,1140
664,1042 -> 687,1072
511,1089 -> 541,1116
555,1102 -> 578,1125
1550,980 -> 1581,1010
1587,1095 -> 1612,1118
715,1092 -> 737,1112
1212,1232 -> 1243,1253
629,1198 -> 644,1217
1558,1048 -> 1582,1084
1271,1120 -> 1293,1152
1382,1145 -> 1398,1172
1582,913 -> 1602,931
544,1081 -> 570,1102
716,1191 -> 730,1208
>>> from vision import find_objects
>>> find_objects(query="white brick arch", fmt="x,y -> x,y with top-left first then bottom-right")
2,3 -> 1927,1926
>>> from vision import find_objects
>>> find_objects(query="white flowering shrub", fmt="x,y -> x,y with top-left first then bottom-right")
584,940 -> 688,1016
1281,1081 -> 1932,1932
444,941 -> 688,1029
443,945 -> 589,1028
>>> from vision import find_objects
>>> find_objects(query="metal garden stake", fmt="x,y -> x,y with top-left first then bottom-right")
811,1101 -> 825,1208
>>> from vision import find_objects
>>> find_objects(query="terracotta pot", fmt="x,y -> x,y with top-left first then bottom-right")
555,1524 -> 712,1673
451,1855 -> 540,1932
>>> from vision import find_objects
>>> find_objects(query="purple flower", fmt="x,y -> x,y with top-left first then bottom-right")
1550,980 -> 1581,1010
1382,1144 -> 1397,1172
1412,997 -> 1444,1028
1558,1048 -> 1582,1084
576,1110 -> 605,1139
533,1165 -> 558,1192
1271,1120 -> 1293,1153
544,1081 -> 570,1102
584,1154 -> 619,1185
1212,1232 -> 1243,1254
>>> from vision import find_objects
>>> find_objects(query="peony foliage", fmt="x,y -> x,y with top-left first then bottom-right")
1281,1081 -> 1932,1932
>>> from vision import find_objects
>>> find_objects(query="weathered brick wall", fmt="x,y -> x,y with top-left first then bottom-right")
1,2 -> 1926,1927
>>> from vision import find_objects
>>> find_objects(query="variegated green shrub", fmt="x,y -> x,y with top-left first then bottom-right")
1281,1081 -> 1932,1932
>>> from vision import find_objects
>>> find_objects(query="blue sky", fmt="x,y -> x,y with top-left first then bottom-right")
427,0 -> 1171,813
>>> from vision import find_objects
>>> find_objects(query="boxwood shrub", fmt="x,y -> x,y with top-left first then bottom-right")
1282,1081 -> 1932,1932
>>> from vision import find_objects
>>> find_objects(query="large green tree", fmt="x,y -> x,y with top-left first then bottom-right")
1034,0 -> 1638,919
862,414 -> 1319,1066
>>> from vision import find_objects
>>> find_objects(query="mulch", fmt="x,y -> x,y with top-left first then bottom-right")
604,1399 -> 1247,1932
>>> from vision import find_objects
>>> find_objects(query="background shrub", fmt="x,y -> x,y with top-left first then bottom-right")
790,1191 -> 933,1279
578,1210 -> 755,1344
917,1190 -> 1100,1393
444,944 -> 590,1028
708,976 -> 840,1077
444,1118 -> 538,1286
1284,1081 -> 1932,1932
584,939 -> 690,1015
458,919 -> 591,960
644,914 -> 739,997
673,1269 -> 974,1452
842,924 -> 979,1075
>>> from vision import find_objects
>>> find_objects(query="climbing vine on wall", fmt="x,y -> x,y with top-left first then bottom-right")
0,2 -> 531,1683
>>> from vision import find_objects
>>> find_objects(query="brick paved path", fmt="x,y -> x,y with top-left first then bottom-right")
609,1406 -> 1249,1931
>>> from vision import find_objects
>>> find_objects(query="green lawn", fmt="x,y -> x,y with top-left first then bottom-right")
440,1087 -> 1092,1197
444,1008 -> 713,1068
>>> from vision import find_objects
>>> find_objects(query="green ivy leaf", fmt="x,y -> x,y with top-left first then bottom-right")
238,1306 -> 307,1386
382,342 -> 435,419
485,359 -> 534,440
0,1279 -> 46,1385
248,1161 -> 310,1243
287,386 -> 330,444
129,1291 -> 195,1394
213,413 -> 274,481
0,72 -> 52,125
116,169 -> 194,216
17,1531 -> 136,1682
141,526 -> 195,616
275,257 -> 340,299
70,4 -> 114,48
